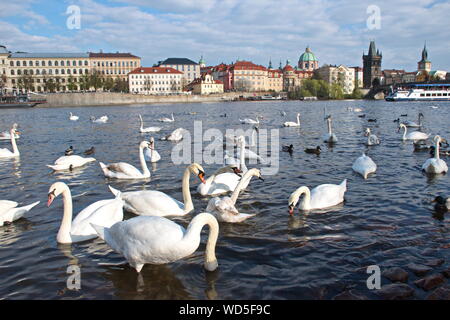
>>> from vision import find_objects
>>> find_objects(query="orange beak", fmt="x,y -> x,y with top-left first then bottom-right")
198,172 -> 206,184
47,194 -> 55,207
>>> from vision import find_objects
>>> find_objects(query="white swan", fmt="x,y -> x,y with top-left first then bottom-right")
197,165 -> 242,196
69,112 -> 79,121
352,153 -> 377,179
99,141 -> 151,179
139,114 -> 161,133
0,123 -> 20,140
288,179 -> 347,213
0,127 -> 20,158
144,137 -> 161,163
0,200 -> 40,226
108,163 -> 206,216
47,182 -> 124,244
402,113 -> 424,128
365,128 -> 380,146
283,113 -> 300,127
161,128 -> 184,142
158,113 -> 175,122
206,168 -> 263,223
422,135 -> 448,174
398,123 -> 430,141
91,212 -> 219,272
47,155 -> 96,171
239,116 -> 260,124
91,115 -> 108,123
323,116 -> 338,143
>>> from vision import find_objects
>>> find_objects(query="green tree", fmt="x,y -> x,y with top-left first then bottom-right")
102,77 -> 114,91
89,70 -> 102,91
44,77 -> 57,93
329,83 -> 344,99
80,73 -> 90,91
18,73 -> 34,91
67,75 -> 77,91
112,77 -> 128,92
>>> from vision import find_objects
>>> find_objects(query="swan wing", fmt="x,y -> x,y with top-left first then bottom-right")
121,190 -> 185,216
104,162 -> 142,177
0,148 -> 14,157
309,183 -> 346,209
0,200 -> 18,214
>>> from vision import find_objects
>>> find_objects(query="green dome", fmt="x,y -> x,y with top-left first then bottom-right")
299,47 -> 318,62
199,55 -> 206,65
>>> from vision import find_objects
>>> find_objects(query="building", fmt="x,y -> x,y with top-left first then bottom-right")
298,47 -> 319,71
128,67 -> 183,95
156,58 -> 200,87
315,64 -> 356,94
231,60 -> 268,92
210,63 -> 233,91
402,72 -> 416,83
188,74 -> 223,94
267,68 -> 283,92
351,67 -> 363,88
363,41 -> 382,88
383,69 -> 405,85
417,44 -> 431,73
89,51 -> 141,81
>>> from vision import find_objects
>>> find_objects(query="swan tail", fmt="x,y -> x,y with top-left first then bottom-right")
22,201 -> 40,211
340,179 -> 347,191
99,162 -> 109,175
91,223 -> 107,240
108,185 -> 122,198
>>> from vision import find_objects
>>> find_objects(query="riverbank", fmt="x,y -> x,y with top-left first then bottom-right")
39,92 -> 269,108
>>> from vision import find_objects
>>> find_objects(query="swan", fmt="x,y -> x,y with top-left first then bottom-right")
0,123 -> 20,140
158,113 -> 175,122
99,141 -> 151,179
197,165 -> 242,196
144,137 -> 161,163
283,113 -> 300,127
91,115 -> 108,123
108,163 -> 206,216
0,127 -> 20,158
288,179 -> 347,214
139,114 -> 161,133
398,123 -> 430,141
0,200 -> 40,227
69,112 -> 79,121
402,113 -> 424,128
47,182 -> 124,244
224,126 -> 258,148
91,212 -> 219,272
365,128 -> 380,146
206,168 -> 263,223
239,116 -> 260,124
161,128 -> 184,142
323,116 -> 338,143
352,153 -> 377,179
422,135 -> 448,174
47,155 -> 96,171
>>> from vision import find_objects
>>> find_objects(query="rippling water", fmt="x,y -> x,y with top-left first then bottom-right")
0,100 -> 449,300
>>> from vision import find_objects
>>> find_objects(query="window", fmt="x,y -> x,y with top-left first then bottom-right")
29,61 -> 33,66
61,69 -> 65,74
67,60 -> 70,66
17,70 -> 21,75
55,61 -> 58,66
10,70 -> 14,75
10,61 -> 13,66
48,61 -> 52,66
23,61 -> 27,66
84,60 -> 88,66
61,61 -> 64,66
16,61 -> 20,66
55,69 -> 59,75
73,61 -> 76,66
42,61 -> 46,66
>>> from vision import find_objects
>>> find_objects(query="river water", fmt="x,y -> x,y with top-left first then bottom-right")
0,99 -> 448,299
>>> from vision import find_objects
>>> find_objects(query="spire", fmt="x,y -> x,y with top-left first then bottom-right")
279,60 -> 282,70
268,57 -> 272,69
421,42 -> 428,62
368,41 -> 377,57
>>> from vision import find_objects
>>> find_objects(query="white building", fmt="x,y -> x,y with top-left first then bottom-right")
316,64 -> 356,94
128,67 -> 183,95
156,58 -> 200,87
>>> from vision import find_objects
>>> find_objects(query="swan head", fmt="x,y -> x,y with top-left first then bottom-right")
288,186 -> 309,215
398,123 -> 406,132
139,140 -> 151,149
364,128 -> 371,136
47,181 -> 68,207
189,163 -> 206,184
149,137 -> 155,149
434,135 -> 442,144
248,168 -> 264,181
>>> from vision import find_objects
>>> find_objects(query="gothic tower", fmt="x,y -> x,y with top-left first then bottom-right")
417,43 -> 431,72
362,41 -> 382,88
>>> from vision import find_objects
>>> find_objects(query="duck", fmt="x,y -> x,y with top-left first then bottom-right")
304,146 -> 321,155
365,128 -> 380,146
144,137 -> 161,163
422,136 -> 448,174
398,123 -> 430,141
108,163 -> 206,217
91,212 -> 219,273
358,114 -> 366,118
283,113 -> 300,127
47,182 -> 124,244
69,112 -> 79,121
288,179 -> 347,213
99,141 -> 151,179
432,196 -> 449,212
323,115 -> 338,143
206,168 -> 263,223
158,113 -> 175,122
430,146 -> 450,157
393,118 -> 400,123
83,147 -> 95,155
367,119 -> 377,122
352,153 -> 377,179
402,113 -> 424,128
0,200 -> 40,226
0,123 -> 20,140
197,165 -> 243,196
47,155 -> 96,171
138,114 -> 161,133
282,144 -> 294,153
0,126 -> 20,158
65,146 -> 74,156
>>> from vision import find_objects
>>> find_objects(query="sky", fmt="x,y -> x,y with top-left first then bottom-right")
0,0 -> 449,71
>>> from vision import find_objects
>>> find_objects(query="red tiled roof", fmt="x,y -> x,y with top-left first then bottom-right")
283,65 -> 294,72
128,67 -> 183,75
232,61 -> 267,71
89,52 -> 140,58
214,80 -> 223,84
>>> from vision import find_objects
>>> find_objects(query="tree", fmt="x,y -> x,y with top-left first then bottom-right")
89,70 -> 102,91
329,83 -> 344,99
112,77 -> 128,92
67,75 -> 77,91
102,77 -> 114,91
0,74 -> 7,94
43,77 -> 57,93
18,73 -> 34,92
80,73 -> 90,91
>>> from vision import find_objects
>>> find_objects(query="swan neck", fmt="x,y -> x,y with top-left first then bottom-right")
230,169 -> 256,204
182,167 -> 194,213
435,137 -> 440,160
139,145 -> 150,177
327,118 -> 332,134
239,141 -> 247,171
10,130 -> 19,155
184,213 -> 219,271
297,114 -> 300,125
294,186 -> 311,210
57,186 -> 73,243
139,115 -> 144,129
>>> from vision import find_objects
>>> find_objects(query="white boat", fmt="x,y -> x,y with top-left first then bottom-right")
386,84 -> 450,101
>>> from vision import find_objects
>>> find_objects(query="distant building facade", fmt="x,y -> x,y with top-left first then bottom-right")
156,58 -> 200,87
89,52 -> 141,81
383,69 -> 405,85
351,67 -> 363,88
316,64 -> 356,94
297,47 -> 319,71
128,66 -> 183,94
363,41 -> 382,88
188,74 -> 224,94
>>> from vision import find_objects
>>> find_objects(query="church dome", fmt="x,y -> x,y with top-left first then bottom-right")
0,45 -> 9,54
299,47 -> 318,62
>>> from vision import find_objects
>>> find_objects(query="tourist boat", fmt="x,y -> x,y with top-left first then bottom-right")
0,93 -> 46,108
260,95 -> 282,100
385,83 -> 450,101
